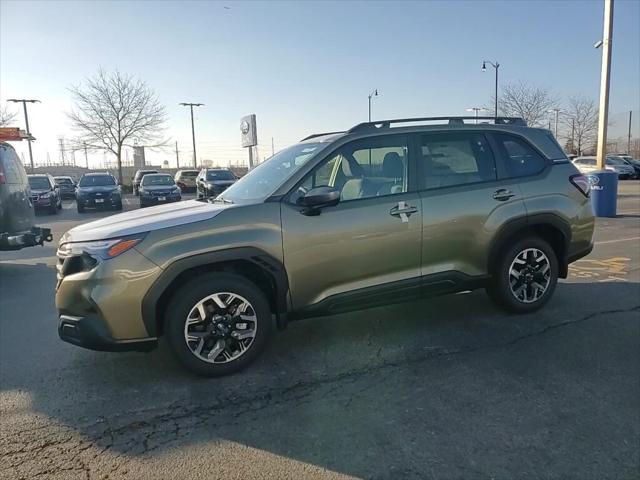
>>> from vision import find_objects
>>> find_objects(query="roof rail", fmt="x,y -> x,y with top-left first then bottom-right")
300,131 -> 346,142
348,116 -> 526,133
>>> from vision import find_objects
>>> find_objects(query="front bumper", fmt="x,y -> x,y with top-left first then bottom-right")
58,314 -> 157,352
56,247 -> 163,346
140,194 -> 181,205
33,197 -> 55,208
77,195 -> 121,207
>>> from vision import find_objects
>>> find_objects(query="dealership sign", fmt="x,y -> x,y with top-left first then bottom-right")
240,114 -> 257,148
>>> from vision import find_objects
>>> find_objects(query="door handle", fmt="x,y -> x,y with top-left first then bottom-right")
390,201 -> 418,222
492,189 -> 516,201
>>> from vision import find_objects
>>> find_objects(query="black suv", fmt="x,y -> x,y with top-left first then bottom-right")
76,173 -> 123,212
196,168 -> 237,199
132,169 -> 158,196
27,174 -> 62,214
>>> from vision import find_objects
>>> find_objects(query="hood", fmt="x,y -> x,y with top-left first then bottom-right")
61,199 -> 231,243
31,188 -> 52,195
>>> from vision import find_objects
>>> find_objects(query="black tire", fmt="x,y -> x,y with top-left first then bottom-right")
139,201 -> 146,208
49,201 -> 58,215
486,236 -> 559,313
165,272 -> 273,377
77,202 -> 85,213
57,197 -> 63,210
114,201 -> 123,211
133,186 -> 139,196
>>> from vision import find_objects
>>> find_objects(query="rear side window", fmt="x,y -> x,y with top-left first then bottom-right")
494,134 -> 547,177
420,132 -> 496,190
1,146 -> 27,184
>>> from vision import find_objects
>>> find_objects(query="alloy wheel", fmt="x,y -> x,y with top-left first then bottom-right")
183,292 -> 258,363
508,248 -> 551,303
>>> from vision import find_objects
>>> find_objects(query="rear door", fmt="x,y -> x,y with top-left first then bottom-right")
0,144 -> 35,234
417,130 -> 526,281
281,134 -> 422,312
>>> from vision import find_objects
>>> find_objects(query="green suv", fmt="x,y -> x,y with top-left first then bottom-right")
56,117 -> 594,376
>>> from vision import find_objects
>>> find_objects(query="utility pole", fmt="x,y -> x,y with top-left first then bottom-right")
595,0 -> 614,170
571,118 -> 575,154
58,137 -> 66,165
627,110 -> 632,154
84,143 -> 89,169
271,137 -> 275,156
179,102 -> 204,168
175,141 -> 180,168
7,98 -> 40,172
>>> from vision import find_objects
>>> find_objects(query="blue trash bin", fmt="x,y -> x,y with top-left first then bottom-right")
587,170 -> 618,217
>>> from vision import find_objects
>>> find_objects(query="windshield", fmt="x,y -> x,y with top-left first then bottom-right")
55,177 -> 73,185
606,157 -> 625,165
28,177 -> 51,190
79,175 -> 116,187
220,142 -> 323,203
206,170 -> 236,181
142,175 -> 175,186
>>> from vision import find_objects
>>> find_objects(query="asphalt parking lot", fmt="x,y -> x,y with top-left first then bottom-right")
1,185 -> 639,480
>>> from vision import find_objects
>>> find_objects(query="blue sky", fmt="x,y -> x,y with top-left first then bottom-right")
1,0 -> 639,168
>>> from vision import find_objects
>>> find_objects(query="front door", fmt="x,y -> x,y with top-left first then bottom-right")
281,134 -> 422,313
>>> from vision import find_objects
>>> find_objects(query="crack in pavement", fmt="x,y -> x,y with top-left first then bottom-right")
2,304 -> 638,478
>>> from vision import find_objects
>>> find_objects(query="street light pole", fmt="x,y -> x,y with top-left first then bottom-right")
368,89 -> 379,122
595,0 -> 614,170
7,98 -> 40,172
466,107 -> 486,124
179,102 -> 204,168
548,108 -> 561,137
482,61 -> 500,119
627,110 -> 632,154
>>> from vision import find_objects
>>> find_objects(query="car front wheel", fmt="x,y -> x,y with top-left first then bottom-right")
486,236 -> 558,313
165,273 -> 272,377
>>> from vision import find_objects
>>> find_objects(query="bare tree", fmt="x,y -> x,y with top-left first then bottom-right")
67,69 -> 167,184
489,81 -> 558,127
0,105 -> 18,127
563,96 -> 598,155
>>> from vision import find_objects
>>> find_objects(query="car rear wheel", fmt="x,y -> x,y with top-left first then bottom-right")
486,236 -> 558,313
165,273 -> 272,377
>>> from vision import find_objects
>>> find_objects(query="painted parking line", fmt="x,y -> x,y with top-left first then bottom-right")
595,236 -> 640,245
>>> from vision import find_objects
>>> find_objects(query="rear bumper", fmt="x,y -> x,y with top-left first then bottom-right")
58,314 -> 157,352
0,226 -> 53,251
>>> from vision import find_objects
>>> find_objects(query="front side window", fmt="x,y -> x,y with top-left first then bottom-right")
295,136 -> 408,202
494,134 -> 547,177
420,132 -> 496,189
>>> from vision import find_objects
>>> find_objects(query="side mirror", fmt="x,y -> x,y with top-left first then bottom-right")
298,186 -> 340,215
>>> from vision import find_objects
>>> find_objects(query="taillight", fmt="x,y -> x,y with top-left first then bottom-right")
570,174 -> 590,197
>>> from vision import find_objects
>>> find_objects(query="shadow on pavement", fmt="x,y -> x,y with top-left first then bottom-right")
1,268 -> 639,478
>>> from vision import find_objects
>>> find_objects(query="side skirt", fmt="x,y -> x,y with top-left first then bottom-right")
290,272 -> 490,320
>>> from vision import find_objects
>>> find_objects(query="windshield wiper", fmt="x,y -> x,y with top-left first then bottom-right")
211,197 -> 233,204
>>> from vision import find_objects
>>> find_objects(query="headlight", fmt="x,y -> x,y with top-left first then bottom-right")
60,234 -> 147,261
40,192 -> 51,199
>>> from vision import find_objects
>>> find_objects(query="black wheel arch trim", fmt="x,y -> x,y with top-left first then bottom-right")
488,213 -> 572,277
141,247 -> 290,337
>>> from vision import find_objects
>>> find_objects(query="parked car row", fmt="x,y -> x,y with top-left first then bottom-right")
132,168 -> 239,199
572,155 -> 640,179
